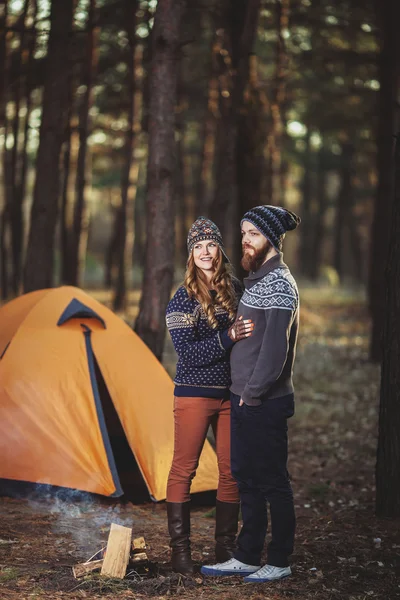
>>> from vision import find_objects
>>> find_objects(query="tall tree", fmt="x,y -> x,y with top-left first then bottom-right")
135,0 -> 187,360
9,0 -> 37,295
0,0 -> 9,299
375,0 -> 400,518
113,0 -> 138,311
265,0 -> 290,205
69,0 -> 97,287
333,141 -> 355,282
298,127 -> 314,278
368,0 -> 397,361
376,134 -> 400,517
211,0 -> 261,258
309,142 -> 329,280
23,0 -> 75,292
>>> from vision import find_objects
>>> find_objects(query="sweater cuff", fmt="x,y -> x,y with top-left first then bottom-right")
219,329 -> 235,350
241,388 -> 262,407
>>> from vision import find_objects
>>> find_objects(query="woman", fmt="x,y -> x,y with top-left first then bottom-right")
165,217 -> 253,576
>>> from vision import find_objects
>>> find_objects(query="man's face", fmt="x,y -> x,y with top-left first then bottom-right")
241,220 -> 270,272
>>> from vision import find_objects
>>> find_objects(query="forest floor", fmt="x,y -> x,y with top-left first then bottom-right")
1,287 -> 400,600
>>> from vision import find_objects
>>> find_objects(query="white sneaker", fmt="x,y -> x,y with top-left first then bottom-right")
243,564 -> 292,582
201,557 -> 260,577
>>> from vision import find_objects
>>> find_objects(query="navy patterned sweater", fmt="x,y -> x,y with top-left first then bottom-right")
166,285 -> 241,399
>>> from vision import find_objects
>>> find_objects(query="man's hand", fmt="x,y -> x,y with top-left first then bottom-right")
239,398 -> 244,406
228,316 -> 254,342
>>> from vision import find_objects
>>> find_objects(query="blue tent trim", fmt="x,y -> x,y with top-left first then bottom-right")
82,325 -> 123,498
57,298 -> 106,329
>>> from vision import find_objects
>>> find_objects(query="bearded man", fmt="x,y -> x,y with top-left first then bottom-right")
201,205 -> 301,583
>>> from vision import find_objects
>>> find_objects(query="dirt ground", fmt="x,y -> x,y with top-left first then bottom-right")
1,288 -> 399,600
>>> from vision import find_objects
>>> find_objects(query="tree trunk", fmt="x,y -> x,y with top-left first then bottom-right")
333,142 -> 354,282
211,0 -> 261,257
237,55 -> 266,214
309,145 -> 328,281
376,131 -> 400,517
113,0 -> 137,311
60,124 -> 73,284
194,24 -> 221,217
69,0 -> 96,287
175,84 -> 188,267
10,0 -> 36,295
0,0 -> 9,299
23,0 -> 75,292
135,0 -> 187,360
104,194 -> 118,288
265,0 -> 290,205
299,128 -> 314,278
132,186 -> 145,277
368,0 -> 398,362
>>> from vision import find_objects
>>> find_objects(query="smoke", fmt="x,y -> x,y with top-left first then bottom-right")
29,485 -> 135,557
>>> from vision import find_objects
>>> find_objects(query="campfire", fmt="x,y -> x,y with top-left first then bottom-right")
72,523 -> 148,579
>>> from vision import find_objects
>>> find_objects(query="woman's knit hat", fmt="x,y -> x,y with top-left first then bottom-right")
187,217 -> 228,260
241,205 -> 301,251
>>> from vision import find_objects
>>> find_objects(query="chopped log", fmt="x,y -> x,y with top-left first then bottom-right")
100,523 -> 132,579
132,536 -> 146,552
130,551 -> 148,564
72,559 -> 103,578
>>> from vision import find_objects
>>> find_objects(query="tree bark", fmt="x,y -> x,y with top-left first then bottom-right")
135,0 -> 187,360
10,0 -> 36,295
368,0 -> 398,362
69,0 -> 96,287
113,0 -> 137,311
104,193 -> 118,288
211,0 -> 261,257
0,0 -> 9,300
299,128 -> 314,278
333,142 -> 355,282
60,114 -> 73,285
265,0 -> 290,205
175,83 -> 188,267
194,24 -> 220,217
309,144 -> 329,280
23,0 -> 75,292
376,131 -> 400,517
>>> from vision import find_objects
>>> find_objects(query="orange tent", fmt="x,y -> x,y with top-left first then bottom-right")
0,286 -> 218,500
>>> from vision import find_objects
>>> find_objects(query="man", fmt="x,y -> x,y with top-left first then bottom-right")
201,205 -> 301,583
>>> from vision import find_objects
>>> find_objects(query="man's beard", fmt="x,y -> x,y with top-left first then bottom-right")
241,241 -> 270,272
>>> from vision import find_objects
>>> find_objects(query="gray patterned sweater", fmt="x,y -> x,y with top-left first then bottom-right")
230,252 -> 299,406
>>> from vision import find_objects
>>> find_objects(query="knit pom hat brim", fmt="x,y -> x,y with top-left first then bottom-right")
187,216 -> 229,262
241,205 -> 300,251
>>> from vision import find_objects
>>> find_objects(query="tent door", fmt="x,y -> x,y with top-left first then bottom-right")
91,353 -> 150,502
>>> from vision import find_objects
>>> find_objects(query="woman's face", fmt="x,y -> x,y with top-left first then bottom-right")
192,239 -> 219,273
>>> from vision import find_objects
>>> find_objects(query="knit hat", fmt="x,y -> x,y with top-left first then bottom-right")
187,217 -> 228,260
241,205 -> 301,251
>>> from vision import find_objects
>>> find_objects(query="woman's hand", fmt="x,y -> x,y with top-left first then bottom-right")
228,316 -> 254,342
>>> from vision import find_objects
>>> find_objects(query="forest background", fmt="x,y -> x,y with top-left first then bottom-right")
1,0 -> 400,598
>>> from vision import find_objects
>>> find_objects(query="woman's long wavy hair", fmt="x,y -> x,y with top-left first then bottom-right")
184,247 -> 238,328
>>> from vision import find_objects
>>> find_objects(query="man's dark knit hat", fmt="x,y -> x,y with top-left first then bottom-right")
187,217 -> 228,260
241,205 -> 301,251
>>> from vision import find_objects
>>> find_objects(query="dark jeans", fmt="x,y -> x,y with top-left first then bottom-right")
230,392 -> 296,568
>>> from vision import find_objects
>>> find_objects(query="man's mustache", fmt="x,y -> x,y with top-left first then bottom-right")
242,244 -> 254,251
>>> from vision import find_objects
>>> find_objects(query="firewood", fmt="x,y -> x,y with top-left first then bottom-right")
100,523 -> 132,579
72,559 -> 103,578
132,536 -> 146,552
130,551 -> 148,564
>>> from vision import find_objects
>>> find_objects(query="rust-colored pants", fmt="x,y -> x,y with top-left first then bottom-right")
167,396 -> 240,504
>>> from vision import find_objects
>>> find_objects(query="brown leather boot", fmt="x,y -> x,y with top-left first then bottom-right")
215,500 -> 240,562
167,501 -> 195,576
